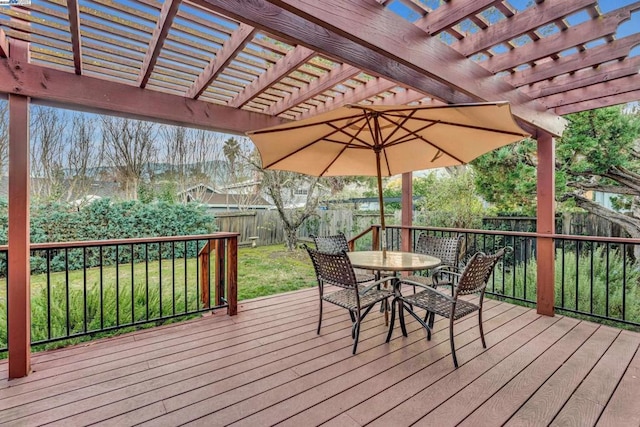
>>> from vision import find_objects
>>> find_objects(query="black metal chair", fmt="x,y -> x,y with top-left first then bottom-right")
305,245 -> 395,354
405,233 -> 464,289
311,233 -> 377,283
386,247 -> 508,367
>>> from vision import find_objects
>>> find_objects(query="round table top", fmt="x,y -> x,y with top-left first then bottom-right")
348,251 -> 441,272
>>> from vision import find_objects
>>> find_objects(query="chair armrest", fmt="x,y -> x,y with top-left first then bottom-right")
399,279 -> 455,302
358,276 -> 396,296
398,278 -> 440,293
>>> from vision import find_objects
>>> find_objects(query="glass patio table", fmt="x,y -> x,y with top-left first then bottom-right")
347,251 -> 441,324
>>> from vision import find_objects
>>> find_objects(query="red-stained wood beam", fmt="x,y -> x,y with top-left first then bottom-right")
195,0 -> 566,136
299,77 -> 396,119
556,89 -> 640,116
0,29 -> 8,58
484,5 -> 638,73
507,33 -> 640,88
371,88 -> 434,106
186,23 -> 256,99
540,74 -> 640,109
536,131 -> 555,317
7,39 -> 31,379
524,57 -> 640,99
137,0 -> 182,88
0,58 -> 285,134
266,63 -> 361,116
414,0 -> 501,35
452,0 -> 596,57
228,45 -> 316,108
66,0 -> 82,75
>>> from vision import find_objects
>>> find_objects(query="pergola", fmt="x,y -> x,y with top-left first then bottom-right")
0,0 -> 639,378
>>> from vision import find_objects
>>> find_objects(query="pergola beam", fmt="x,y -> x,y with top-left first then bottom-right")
484,4 -> 639,73
186,23 -> 257,99
299,76 -> 396,119
414,0 -> 501,35
371,88 -> 433,106
137,0 -> 182,88
524,57 -> 640,99
66,0 -> 82,75
541,74 -> 640,108
507,33 -> 640,88
0,58 -> 285,134
0,29 -> 8,58
556,89 -> 640,115
228,45 -> 316,108
196,0 -> 566,136
452,0 -> 595,57
267,63 -> 361,116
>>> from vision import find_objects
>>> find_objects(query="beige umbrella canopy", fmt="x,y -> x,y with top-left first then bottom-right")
247,102 -> 530,254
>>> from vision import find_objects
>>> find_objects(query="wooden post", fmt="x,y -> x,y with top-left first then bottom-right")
7,40 -> 31,379
537,131 -> 555,317
371,225 -> 380,251
401,172 -> 412,252
226,236 -> 238,316
199,241 -> 210,308
214,239 -> 225,307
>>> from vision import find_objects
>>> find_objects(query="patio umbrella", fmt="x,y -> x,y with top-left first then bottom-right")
247,102 -> 530,256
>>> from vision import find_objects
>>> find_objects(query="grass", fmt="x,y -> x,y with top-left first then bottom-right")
0,244 -> 317,354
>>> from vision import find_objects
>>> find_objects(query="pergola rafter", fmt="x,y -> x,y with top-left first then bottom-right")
137,0 -> 182,88
0,29 -> 8,58
541,73 -> 640,109
65,0 -> 82,75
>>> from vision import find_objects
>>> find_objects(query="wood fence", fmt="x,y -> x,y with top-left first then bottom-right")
215,210 -> 629,247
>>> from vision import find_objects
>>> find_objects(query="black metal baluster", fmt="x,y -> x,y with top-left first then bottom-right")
145,243 -> 149,321
172,241 -> 176,316
605,243 -> 610,318
131,243 -> 135,324
83,247 -> 87,333
184,240 -> 188,314
47,249 -> 52,340
159,243 -> 163,318
100,246 -> 104,330
116,245 -> 120,326
65,248 -> 70,338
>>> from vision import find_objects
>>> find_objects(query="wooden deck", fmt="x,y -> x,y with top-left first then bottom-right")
0,286 -> 639,427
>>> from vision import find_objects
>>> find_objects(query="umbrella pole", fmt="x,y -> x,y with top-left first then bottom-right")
375,150 -> 386,258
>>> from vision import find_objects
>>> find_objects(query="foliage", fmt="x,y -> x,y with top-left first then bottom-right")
412,169 -> 486,228
0,198 -> 215,274
473,106 -> 640,238
491,245 -> 640,326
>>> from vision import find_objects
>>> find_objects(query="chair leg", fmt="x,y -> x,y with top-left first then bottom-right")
398,302 -> 408,337
478,309 -> 486,348
352,320 -> 361,354
317,299 -> 323,335
386,298 -> 397,343
450,317 -> 458,368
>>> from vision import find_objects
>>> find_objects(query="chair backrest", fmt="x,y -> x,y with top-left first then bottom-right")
415,233 -> 463,267
311,233 -> 350,254
455,247 -> 507,296
305,245 -> 358,290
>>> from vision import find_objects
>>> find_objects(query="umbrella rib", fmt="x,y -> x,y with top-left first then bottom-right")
319,117 -> 371,176
247,112 -> 363,135
263,115 -> 369,169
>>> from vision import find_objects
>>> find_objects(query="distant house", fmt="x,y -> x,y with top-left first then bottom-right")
179,184 -> 272,211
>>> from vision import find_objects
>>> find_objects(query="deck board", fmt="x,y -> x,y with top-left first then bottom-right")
0,287 -> 638,427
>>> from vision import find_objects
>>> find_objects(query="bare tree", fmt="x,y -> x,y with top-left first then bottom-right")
101,117 -> 156,200
261,169 -> 322,250
30,106 -> 66,201
63,114 -> 101,203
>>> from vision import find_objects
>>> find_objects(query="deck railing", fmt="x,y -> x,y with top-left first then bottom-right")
0,233 -> 238,352
350,225 -> 640,329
